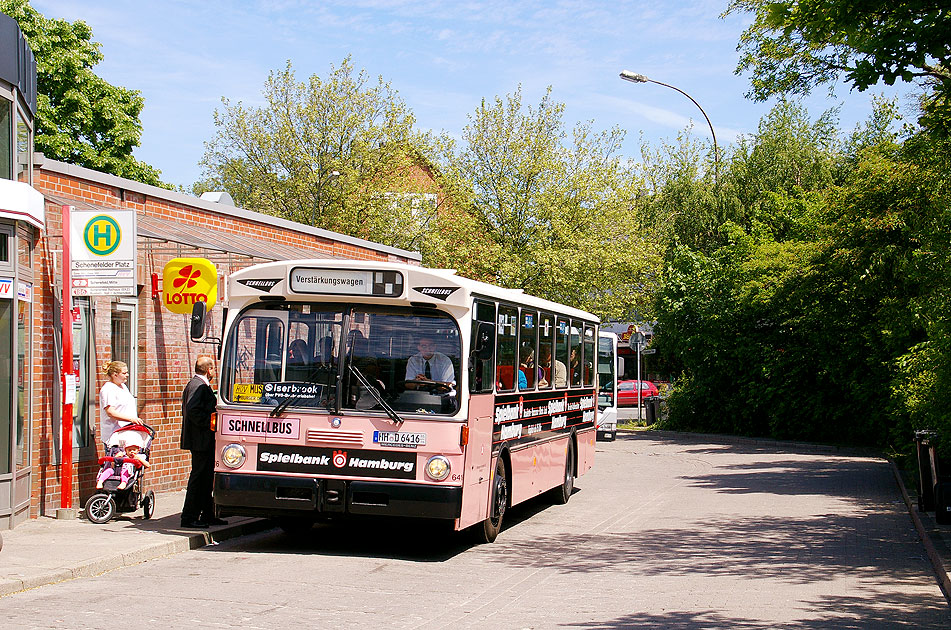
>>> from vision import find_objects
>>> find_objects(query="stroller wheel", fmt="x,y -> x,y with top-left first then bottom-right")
142,490 -> 155,519
84,493 -> 116,524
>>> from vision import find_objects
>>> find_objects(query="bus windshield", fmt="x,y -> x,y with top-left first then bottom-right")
221,303 -> 461,416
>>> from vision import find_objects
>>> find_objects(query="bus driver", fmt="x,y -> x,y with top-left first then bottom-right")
405,336 -> 455,389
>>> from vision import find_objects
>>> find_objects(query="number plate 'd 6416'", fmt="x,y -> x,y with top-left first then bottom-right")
373,431 -> 426,448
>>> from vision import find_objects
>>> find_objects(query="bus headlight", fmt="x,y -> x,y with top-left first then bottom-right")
221,443 -> 247,469
425,455 -> 451,481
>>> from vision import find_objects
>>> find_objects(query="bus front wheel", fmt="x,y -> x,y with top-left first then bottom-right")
476,456 -> 508,544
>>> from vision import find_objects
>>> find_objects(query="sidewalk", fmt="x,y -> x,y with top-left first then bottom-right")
0,489 -> 271,598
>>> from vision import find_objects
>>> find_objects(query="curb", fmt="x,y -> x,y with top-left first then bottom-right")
890,459 -> 951,605
0,518 -> 273,598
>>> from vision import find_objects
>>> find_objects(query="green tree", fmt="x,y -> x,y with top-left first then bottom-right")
726,0 -> 951,101
637,130 -> 724,255
654,100 -> 917,448
431,86 -> 662,319
197,57 -> 430,250
0,0 -> 164,185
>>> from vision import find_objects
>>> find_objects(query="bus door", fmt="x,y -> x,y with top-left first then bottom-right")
458,303 -> 496,530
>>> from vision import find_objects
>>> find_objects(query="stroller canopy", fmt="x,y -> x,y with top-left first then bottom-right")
108,424 -> 153,449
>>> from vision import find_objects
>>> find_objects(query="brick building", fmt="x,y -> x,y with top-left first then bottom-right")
0,14 -> 436,528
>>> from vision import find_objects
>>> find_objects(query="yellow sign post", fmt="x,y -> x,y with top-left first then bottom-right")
162,257 -> 218,314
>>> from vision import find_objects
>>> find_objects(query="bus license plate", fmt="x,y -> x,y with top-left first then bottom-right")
373,431 -> 426,448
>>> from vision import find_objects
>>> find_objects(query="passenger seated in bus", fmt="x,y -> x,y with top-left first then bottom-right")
538,346 -> 567,388
288,339 -> 310,365
518,346 -> 535,389
570,345 -> 582,386
405,335 -> 455,390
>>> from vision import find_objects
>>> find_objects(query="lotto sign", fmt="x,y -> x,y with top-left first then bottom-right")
70,209 -> 136,296
162,257 -> 218,314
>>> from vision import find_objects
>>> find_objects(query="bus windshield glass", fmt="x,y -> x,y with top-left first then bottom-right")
221,303 -> 461,416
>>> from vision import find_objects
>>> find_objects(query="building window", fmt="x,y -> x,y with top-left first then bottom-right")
111,301 -> 137,395
15,291 -> 30,469
15,107 -> 30,184
0,223 -> 12,273
0,298 -> 11,474
0,99 -> 10,180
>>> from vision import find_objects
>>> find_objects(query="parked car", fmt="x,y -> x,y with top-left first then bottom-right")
617,379 -> 659,406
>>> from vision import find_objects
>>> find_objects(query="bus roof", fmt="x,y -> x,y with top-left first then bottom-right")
228,259 -> 599,323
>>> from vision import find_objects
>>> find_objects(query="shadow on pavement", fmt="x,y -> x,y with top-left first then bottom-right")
682,458 -> 891,499
569,591 -> 948,629
200,490 -> 565,562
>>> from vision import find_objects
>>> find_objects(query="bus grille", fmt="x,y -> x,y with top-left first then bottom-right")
306,429 -> 364,446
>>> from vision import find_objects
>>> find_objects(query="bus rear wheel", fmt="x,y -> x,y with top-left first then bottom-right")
550,439 -> 574,505
476,456 -> 508,544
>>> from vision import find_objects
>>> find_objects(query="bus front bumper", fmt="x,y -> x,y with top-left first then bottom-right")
214,472 -> 462,520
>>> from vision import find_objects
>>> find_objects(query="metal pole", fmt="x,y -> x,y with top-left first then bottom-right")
61,205 -> 74,509
636,341 -> 642,419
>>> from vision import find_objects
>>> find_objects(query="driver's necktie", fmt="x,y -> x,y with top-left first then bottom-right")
425,360 -> 432,379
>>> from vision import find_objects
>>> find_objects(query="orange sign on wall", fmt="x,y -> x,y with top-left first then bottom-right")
162,257 -> 218,314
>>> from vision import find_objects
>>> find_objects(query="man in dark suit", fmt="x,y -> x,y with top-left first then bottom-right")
180,355 -> 225,528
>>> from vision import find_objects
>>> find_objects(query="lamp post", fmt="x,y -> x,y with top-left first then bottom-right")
619,70 -> 719,181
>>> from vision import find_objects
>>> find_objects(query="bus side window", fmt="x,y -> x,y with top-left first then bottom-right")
570,320 -> 582,387
583,324 -> 595,387
518,310 -> 537,390
497,305 -> 517,391
555,318 -> 570,389
470,302 -> 496,394
538,313 -> 554,390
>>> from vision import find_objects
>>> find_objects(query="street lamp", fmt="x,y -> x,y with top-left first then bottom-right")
619,70 -> 719,181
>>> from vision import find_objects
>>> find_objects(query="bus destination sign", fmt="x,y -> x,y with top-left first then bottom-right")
289,268 -> 403,297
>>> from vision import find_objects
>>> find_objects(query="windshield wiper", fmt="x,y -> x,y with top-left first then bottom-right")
348,363 -> 404,426
269,364 -> 334,418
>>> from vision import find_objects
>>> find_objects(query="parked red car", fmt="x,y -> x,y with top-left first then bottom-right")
617,379 -> 659,406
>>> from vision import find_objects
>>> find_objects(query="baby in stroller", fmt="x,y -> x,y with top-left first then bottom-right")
96,439 -> 150,490
84,424 -> 157,523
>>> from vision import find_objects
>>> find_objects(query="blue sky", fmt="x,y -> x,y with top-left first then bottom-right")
34,0 -> 914,190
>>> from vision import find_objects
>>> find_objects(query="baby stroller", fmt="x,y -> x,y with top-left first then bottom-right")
84,424 -> 156,524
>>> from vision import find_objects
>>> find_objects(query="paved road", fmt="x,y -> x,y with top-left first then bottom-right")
4,433 -> 948,628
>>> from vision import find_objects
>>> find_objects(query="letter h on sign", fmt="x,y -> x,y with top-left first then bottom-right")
92,223 -> 112,247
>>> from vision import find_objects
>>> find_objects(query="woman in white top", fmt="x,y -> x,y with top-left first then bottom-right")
99,361 -> 142,447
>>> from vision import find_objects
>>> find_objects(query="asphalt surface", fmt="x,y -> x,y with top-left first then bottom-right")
0,430 -> 949,628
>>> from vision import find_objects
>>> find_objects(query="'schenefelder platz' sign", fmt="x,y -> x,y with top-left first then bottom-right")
70,209 -> 136,296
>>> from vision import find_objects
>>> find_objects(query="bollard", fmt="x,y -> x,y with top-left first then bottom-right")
56,507 -> 79,520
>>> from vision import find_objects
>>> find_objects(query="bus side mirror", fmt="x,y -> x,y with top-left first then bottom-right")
474,321 -> 495,360
190,301 -> 207,340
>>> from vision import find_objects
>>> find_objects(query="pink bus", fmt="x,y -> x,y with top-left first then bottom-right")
191,260 -> 599,542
